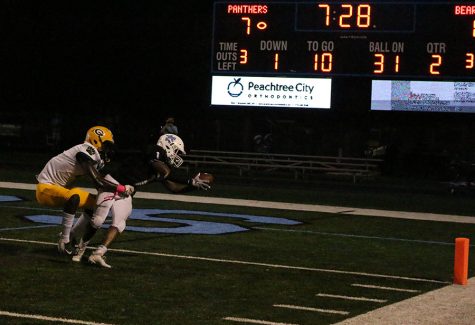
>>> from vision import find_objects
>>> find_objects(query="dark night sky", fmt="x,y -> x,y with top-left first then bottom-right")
0,1 -> 213,115
2,0 -> 475,162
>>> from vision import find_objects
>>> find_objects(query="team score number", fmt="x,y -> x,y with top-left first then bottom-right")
318,4 -> 371,28
241,17 -> 268,35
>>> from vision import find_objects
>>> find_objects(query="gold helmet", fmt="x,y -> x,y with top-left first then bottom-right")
85,126 -> 114,151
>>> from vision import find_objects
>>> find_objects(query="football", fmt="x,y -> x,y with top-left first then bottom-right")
198,172 -> 215,185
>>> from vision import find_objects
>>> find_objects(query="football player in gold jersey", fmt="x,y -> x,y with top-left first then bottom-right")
36,126 -> 133,254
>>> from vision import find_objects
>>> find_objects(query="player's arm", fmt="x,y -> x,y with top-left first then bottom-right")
76,152 -> 131,195
152,160 -> 171,180
130,160 -> 171,187
163,180 -> 192,193
151,160 -> 210,192
151,160 -> 186,192
164,169 -> 211,192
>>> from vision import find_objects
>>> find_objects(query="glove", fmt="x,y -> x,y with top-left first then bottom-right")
191,173 -> 211,190
124,185 -> 135,197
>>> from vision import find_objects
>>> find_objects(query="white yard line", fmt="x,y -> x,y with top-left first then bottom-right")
317,293 -> 387,303
0,236 -> 448,284
273,304 -> 349,315
223,317 -> 298,325
351,283 -> 421,293
334,278 -> 475,325
0,310 -> 115,325
252,227 -> 471,246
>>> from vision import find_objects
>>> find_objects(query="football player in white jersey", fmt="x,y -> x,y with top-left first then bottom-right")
71,133 -> 211,268
36,126 -> 133,254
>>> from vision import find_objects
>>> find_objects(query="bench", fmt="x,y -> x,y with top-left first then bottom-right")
184,150 -> 382,183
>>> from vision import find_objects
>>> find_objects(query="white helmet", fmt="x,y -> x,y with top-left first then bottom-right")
157,134 -> 186,167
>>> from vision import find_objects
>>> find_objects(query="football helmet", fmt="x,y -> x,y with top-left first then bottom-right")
157,133 -> 186,167
85,126 -> 115,162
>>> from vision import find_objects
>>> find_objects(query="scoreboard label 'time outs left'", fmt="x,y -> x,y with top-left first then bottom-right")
211,2 -> 475,79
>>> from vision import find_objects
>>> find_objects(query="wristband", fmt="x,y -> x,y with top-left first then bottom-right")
116,184 -> 126,194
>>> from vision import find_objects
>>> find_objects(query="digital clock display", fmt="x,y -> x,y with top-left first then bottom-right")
296,3 -> 415,32
212,1 -> 475,78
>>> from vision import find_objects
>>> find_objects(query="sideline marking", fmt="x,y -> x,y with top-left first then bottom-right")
273,304 -> 349,315
0,236 -> 449,284
253,227 -> 472,246
223,317 -> 298,325
352,283 -> 420,293
1,181 -> 475,224
0,225 -> 56,231
317,293 -> 387,303
0,310 -> 115,325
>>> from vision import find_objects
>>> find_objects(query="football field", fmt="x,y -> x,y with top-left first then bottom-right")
0,175 -> 474,324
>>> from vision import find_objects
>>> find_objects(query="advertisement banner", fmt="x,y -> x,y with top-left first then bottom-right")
211,76 -> 332,108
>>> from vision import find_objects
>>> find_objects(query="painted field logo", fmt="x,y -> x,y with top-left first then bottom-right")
24,208 -> 301,235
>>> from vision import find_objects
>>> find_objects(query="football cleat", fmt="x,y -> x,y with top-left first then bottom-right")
57,233 -> 72,255
88,254 -> 111,268
71,239 -> 87,262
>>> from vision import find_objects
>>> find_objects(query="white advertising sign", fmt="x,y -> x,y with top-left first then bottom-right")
211,76 -> 332,109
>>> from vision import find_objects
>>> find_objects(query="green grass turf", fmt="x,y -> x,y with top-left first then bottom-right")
0,152 -> 475,324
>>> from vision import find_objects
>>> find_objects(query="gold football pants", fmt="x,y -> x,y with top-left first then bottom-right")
36,183 -> 96,209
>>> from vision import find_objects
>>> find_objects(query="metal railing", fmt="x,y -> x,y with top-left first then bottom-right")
184,150 -> 383,183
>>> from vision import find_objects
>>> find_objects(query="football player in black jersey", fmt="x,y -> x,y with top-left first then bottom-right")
70,133 -> 211,268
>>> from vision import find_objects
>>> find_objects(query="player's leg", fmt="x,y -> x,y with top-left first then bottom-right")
89,196 -> 132,268
57,188 -> 95,254
85,190 -> 117,267
36,184 -> 80,254
70,208 -> 93,262
58,193 -> 80,254
88,227 -> 118,269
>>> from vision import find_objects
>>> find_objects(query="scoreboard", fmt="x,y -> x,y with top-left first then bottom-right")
212,1 -> 475,78
210,1 -> 475,111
